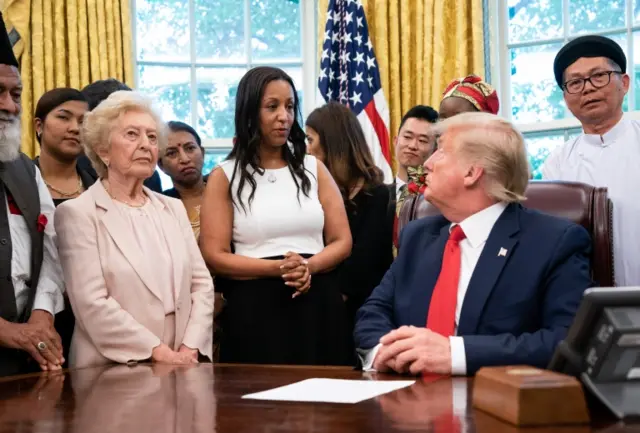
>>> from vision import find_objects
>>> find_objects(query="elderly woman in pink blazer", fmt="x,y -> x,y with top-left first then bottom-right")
55,91 -> 214,368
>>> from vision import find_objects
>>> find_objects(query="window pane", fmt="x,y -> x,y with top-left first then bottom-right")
569,0 -> 625,35
251,0 -> 301,60
135,0 -> 190,62
204,148 -> 232,174
524,130 -> 567,179
282,66 -> 304,120
567,128 -> 582,141
510,43 -> 565,123
507,0 -> 562,43
634,32 -> 640,111
138,65 -> 191,123
196,68 -> 246,139
195,0 -> 245,62
608,34 -> 629,112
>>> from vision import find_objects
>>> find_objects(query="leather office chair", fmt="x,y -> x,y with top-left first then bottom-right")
397,180 -> 615,287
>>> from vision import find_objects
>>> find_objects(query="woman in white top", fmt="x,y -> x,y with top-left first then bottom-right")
200,66 -> 354,365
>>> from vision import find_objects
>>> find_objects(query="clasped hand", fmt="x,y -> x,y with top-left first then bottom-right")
151,343 -> 199,364
279,251 -> 311,298
373,326 -> 452,375
0,310 -> 64,371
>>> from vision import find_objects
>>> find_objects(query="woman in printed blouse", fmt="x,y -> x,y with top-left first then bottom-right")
395,75 -> 502,252
402,74 -> 501,199
439,74 -> 500,119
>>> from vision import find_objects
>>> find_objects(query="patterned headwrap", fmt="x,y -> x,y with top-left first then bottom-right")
441,75 -> 499,115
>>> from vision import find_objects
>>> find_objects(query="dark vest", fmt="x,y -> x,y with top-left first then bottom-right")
0,153 -> 43,376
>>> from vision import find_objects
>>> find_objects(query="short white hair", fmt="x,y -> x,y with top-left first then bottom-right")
433,112 -> 530,203
82,90 -> 168,179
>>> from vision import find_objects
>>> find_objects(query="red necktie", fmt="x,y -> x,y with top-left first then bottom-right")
426,225 -> 466,337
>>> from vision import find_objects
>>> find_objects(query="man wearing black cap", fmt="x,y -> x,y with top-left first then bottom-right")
0,13 -> 65,376
543,34 -> 640,287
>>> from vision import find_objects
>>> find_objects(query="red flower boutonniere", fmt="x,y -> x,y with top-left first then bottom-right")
407,181 -> 420,194
37,214 -> 48,233
406,166 -> 427,195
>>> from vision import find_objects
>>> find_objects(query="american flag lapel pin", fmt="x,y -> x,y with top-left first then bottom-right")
498,248 -> 508,257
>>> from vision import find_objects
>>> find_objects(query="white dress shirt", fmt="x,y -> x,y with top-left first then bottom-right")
6,166 -> 64,316
542,117 -> 640,287
360,202 -> 508,376
395,176 -> 406,200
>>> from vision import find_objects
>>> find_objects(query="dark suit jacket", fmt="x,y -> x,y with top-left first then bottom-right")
354,203 -> 593,374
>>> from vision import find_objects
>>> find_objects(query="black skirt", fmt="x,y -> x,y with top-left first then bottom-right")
217,258 -> 354,366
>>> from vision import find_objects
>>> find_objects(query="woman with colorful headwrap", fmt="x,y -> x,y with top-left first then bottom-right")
394,75 -> 501,235
439,74 -> 500,119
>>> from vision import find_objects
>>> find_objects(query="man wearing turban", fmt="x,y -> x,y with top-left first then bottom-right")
0,12 -> 65,376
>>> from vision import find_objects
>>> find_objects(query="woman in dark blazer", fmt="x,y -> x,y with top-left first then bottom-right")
305,101 -> 393,324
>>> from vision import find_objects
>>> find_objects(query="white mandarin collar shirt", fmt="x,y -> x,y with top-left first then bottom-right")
395,176 -> 406,200
542,116 -> 640,287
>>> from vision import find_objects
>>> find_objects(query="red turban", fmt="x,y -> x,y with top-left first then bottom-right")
442,75 -> 500,115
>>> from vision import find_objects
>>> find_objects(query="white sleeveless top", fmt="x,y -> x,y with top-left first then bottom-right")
220,154 -> 325,258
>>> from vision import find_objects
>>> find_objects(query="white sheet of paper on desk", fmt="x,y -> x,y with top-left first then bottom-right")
241,378 -> 415,404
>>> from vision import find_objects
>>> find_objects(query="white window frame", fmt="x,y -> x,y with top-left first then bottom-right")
488,0 -> 640,134
130,0 -> 318,149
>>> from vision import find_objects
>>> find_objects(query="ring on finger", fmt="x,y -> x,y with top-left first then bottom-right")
37,341 -> 47,352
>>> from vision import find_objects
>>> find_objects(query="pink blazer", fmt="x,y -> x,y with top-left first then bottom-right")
55,181 -> 214,368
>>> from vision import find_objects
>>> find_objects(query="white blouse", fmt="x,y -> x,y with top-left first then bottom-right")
113,200 -> 175,314
219,154 -> 325,259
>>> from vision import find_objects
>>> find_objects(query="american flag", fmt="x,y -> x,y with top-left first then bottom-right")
318,0 -> 393,182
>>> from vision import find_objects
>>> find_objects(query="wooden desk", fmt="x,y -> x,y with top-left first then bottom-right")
0,363 -> 634,432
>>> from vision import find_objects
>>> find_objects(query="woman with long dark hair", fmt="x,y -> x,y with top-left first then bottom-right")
33,88 -> 94,206
306,102 -> 393,321
200,67 -> 353,365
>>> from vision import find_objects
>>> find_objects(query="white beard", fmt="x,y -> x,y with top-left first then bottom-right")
0,116 -> 21,162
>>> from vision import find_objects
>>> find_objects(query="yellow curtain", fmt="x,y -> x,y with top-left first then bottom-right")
3,0 -> 134,158
318,0 -> 484,171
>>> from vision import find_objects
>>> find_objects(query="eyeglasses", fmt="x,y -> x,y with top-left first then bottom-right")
563,71 -> 621,94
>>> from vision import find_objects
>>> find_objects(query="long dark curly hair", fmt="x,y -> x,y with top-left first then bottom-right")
227,66 -> 310,212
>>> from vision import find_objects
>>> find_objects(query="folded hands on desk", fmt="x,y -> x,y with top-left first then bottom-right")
373,326 -> 451,375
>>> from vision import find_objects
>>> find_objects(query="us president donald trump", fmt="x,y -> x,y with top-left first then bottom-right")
354,112 -> 593,376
